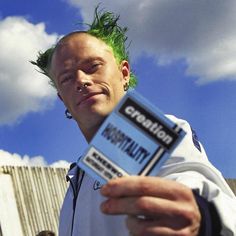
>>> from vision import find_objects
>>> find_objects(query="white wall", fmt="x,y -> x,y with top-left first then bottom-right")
0,174 -> 23,236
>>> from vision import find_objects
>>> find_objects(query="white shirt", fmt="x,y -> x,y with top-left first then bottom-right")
59,116 -> 236,236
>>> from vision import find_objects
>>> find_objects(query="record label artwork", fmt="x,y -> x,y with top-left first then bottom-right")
78,91 -> 186,184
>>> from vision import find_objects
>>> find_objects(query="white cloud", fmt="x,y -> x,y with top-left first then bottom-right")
0,16 -> 59,126
50,160 -> 71,168
67,0 -> 236,84
0,149 -> 47,166
0,149 -> 70,168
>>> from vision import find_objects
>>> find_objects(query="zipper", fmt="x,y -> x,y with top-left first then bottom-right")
69,169 -> 85,236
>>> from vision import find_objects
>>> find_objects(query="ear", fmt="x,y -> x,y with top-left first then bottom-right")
120,60 -> 130,85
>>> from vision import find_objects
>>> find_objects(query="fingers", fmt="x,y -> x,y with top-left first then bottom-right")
126,216 -> 198,236
101,196 -> 170,216
100,176 -> 201,235
101,176 -> 194,201
100,196 -> 197,227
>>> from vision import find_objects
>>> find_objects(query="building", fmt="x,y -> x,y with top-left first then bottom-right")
226,179 -> 236,196
0,166 -> 69,236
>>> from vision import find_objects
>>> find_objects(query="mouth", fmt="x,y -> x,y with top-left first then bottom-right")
77,92 -> 105,106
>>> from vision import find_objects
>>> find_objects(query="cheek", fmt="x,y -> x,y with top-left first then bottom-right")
110,83 -> 125,103
112,74 -> 125,90
109,71 -> 124,89
102,63 -> 122,83
58,90 -> 73,107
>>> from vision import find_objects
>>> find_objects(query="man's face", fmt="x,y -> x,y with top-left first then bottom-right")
50,33 -> 130,131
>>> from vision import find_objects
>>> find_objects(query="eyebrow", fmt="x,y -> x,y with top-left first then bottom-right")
56,56 -> 106,78
79,56 -> 106,65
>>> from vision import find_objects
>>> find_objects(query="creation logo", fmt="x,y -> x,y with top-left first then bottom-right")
119,98 -> 179,150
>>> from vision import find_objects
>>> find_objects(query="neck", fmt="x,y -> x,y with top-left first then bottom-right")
79,119 -> 105,143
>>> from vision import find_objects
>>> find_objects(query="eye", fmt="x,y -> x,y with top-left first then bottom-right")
60,75 -> 73,85
91,63 -> 100,69
92,62 -> 101,67
88,62 -> 102,73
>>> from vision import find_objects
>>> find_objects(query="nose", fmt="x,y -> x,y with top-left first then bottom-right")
75,70 -> 93,91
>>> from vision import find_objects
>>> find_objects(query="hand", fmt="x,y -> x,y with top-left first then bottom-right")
100,176 -> 201,236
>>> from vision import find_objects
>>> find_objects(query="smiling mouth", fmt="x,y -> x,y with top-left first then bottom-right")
78,92 -> 104,106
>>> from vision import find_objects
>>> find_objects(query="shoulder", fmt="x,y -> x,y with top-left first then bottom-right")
166,114 -> 206,158
161,115 -> 235,197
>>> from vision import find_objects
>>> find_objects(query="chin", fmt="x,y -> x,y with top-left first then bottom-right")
90,104 -> 113,116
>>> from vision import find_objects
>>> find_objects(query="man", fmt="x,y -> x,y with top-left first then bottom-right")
32,8 -> 236,236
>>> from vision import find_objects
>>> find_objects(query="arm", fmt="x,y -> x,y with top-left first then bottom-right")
193,190 -> 221,236
100,116 -> 236,235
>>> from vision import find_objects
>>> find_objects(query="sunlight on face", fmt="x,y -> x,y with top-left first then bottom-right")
51,33 -> 130,136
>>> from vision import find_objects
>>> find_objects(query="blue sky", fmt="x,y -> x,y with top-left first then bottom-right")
0,0 -> 236,177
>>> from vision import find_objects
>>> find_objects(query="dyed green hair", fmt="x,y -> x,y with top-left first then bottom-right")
31,7 -> 137,89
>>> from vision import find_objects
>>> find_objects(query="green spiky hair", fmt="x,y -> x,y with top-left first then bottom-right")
30,6 -> 137,89
87,7 -> 137,87
30,47 -> 55,87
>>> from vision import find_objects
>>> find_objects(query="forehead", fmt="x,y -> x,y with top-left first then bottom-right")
54,33 -> 113,62
50,33 -> 114,76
